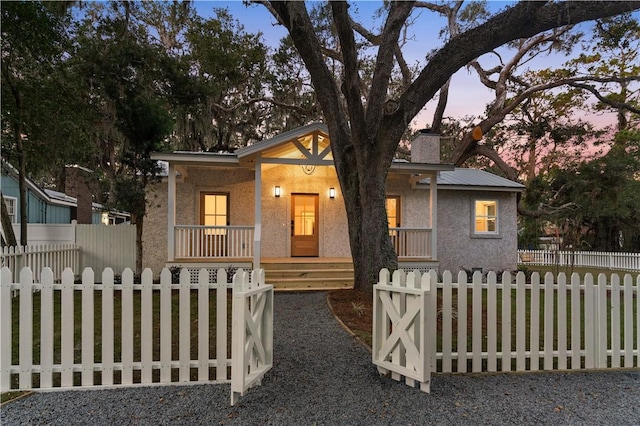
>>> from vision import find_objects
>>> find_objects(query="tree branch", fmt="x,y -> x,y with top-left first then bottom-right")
331,1 -> 366,141
266,2 -> 346,140
366,1 -> 415,136
569,81 -> 640,115
389,1 -> 640,137
448,75 -> 639,165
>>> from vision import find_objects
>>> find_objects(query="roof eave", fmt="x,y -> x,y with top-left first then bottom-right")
389,163 -> 455,174
150,152 -> 241,167
418,183 -> 524,192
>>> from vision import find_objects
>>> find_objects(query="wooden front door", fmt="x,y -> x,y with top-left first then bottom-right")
291,194 -> 319,257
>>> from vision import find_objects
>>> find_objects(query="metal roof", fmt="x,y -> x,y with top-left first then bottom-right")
420,168 -> 524,192
43,189 -> 77,207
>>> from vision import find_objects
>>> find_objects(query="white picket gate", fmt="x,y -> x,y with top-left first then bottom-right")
372,269 -> 436,392
374,269 -> 640,391
0,266 -> 273,405
230,269 -> 274,405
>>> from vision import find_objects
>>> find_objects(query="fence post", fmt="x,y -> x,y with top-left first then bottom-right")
141,268 -> 154,383
159,268 -> 172,383
102,268 -> 115,386
178,268 -> 191,382
60,268 -> 74,387
1,267 -> 12,391
19,268 -> 34,390
596,274 -> 608,369
197,268 -> 209,382
216,268 -> 228,381
81,268 -> 95,386
584,273 -> 596,368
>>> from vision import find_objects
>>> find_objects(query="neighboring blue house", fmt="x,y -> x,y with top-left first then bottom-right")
1,159 -> 128,226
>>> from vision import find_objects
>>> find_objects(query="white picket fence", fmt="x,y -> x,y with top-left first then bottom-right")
1,266 -> 273,405
518,250 -> 640,272
373,269 -> 640,391
1,244 -> 80,283
1,223 -> 136,280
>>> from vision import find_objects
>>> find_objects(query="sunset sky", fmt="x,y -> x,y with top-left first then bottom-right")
193,1 -> 635,131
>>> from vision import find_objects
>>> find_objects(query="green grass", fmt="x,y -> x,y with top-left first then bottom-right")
441,273 -> 636,362
520,265 -> 638,280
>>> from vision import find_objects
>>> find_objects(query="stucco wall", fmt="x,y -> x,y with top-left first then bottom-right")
143,162 -> 520,274
387,175 -> 430,228
261,164 -> 349,257
437,189 -> 519,274
142,166 -> 256,273
187,167 -> 255,226
143,180 -> 169,273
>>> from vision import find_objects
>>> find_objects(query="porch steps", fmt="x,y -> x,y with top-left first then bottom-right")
262,260 -> 354,291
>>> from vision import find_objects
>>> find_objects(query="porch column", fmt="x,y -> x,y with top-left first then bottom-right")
253,158 -> 262,269
429,172 -> 438,260
167,163 -> 176,262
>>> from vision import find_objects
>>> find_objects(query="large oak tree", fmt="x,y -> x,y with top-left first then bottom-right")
263,1 -> 640,292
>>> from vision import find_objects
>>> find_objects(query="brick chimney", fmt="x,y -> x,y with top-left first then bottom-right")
411,129 -> 440,164
64,165 -> 94,224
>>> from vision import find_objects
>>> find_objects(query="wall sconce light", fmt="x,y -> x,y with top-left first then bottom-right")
329,187 -> 336,199
275,186 -> 281,197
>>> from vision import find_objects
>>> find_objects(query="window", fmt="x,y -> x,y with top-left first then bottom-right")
200,193 -> 229,234
474,200 -> 498,234
4,196 -> 17,223
386,196 -> 401,229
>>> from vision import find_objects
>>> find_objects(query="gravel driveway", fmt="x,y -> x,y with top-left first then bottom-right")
2,292 -> 639,425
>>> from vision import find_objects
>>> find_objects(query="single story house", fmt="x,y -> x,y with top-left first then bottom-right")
146,123 -> 524,290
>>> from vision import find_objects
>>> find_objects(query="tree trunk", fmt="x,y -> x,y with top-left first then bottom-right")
133,212 -> 144,276
7,82 -> 28,246
330,123 -> 399,293
16,126 -> 28,246
339,158 -> 398,293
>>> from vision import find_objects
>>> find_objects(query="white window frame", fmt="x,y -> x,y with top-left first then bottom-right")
473,199 -> 499,236
3,196 -> 17,223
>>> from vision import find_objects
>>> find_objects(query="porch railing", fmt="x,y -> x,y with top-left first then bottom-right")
390,227 -> 432,259
175,226 -> 254,259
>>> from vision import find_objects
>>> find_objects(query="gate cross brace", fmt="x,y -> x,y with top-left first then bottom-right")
377,291 -> 422,365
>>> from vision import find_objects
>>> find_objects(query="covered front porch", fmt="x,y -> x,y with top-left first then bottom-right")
151,123 -> 451,289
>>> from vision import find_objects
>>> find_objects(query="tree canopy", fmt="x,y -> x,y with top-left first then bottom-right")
2,1 -> 638,282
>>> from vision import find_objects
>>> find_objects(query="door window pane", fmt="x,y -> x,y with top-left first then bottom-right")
294,195 -> 315,236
